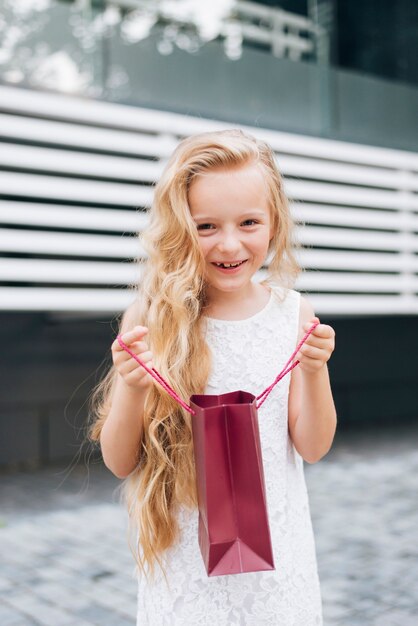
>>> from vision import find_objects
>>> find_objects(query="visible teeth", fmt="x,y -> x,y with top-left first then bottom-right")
216,261 -> 243,268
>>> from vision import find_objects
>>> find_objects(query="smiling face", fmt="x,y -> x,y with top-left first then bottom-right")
188,162 -> 273,305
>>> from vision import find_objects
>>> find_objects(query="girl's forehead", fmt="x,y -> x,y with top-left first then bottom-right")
188,163 -> 269,216
190,162 -> 264,187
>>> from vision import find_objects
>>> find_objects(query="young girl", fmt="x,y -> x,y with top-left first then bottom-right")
88,129 -> 337,625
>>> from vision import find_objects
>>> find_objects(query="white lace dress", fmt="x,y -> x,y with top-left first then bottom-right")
136,286 -> 323,626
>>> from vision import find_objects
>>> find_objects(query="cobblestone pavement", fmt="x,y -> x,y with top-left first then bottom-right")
1,426 -> 418,626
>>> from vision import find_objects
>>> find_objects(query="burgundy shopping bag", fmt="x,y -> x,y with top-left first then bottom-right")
190,390 -> 273,576
117,321 -> 318,577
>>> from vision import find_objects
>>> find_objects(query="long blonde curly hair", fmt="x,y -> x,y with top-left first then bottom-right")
87,128 -> 300,578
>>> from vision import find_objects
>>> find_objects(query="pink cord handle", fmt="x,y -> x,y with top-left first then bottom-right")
116,335 -> 196,414
255,321 -> 320,409
117,321 -> 319,415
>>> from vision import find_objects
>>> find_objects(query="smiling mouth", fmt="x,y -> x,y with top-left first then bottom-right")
211,260 -> 248,269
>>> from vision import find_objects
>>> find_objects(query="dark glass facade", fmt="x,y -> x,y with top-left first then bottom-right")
257,0 -> 418,87
335,0 -> 418,86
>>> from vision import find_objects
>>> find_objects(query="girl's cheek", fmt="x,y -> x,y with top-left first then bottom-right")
197,240 -> 211,257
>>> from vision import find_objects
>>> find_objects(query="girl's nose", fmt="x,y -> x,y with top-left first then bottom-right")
217,232 -> 241,254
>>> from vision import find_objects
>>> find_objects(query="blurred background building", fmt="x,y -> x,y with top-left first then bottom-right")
0,0 -> 417,468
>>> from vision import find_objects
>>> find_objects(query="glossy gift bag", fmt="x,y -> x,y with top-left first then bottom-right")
190,390 -> 273,576
117,321 -> 318,577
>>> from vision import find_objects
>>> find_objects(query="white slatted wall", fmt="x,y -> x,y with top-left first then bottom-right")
0,85 -> 417,316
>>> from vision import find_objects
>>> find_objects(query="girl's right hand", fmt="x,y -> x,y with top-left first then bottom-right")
111,326 -> 154,390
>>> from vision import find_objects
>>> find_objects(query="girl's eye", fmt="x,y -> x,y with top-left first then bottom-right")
196,223 -> 215,231
242,219 -> 258,226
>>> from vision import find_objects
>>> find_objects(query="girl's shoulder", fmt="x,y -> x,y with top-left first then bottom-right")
267,285 -> 316,337
119,298 -> 142,333
268,284 -> 315,318
266,281 -> 301,305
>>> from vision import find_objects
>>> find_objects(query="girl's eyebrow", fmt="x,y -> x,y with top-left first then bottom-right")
193,210 -> 267,221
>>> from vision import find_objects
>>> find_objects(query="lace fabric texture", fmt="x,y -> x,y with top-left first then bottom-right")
136,286 -> 323,626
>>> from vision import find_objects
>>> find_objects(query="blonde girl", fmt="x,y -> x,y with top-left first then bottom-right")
88,129 -> 336,625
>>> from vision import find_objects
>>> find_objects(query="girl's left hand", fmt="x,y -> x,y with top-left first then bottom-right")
296,317 -> 335,374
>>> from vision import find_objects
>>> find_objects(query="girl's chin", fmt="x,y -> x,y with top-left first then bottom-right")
205,269 -> 257,291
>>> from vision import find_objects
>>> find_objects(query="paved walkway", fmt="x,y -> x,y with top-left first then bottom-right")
1,426 -> 418,626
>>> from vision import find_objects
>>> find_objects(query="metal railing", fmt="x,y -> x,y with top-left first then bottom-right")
108,0 -> 327,62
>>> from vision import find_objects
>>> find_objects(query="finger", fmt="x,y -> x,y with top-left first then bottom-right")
126,340 -> 149,353
304,322 -> 335,339
297,355 -> 323,372
124,364 -> 154,387
112,345 -> 151,372
124,350 -> 153,375
304,317 -> 320,329
304,335 -> 334,350
113,340 -> 149,357
297,345 -> 326,361
113,326 -> 149,351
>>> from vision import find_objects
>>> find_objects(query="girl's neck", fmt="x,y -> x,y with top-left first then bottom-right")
203,282 -> 271,321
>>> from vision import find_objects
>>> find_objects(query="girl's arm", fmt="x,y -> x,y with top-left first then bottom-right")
100,306 -> 154,479
100,377 -> 146,479
287,295 -> 337,463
